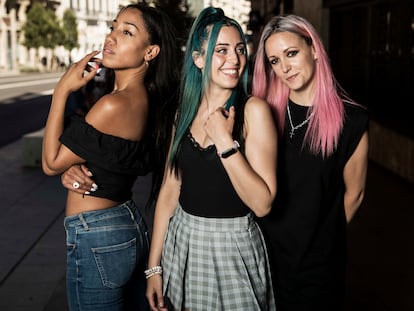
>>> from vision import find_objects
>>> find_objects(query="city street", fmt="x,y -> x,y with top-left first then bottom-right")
0,72 -> 60,102
0,0 -> 412,309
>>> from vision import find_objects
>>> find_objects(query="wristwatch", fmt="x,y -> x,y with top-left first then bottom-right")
219,140 -> 240,158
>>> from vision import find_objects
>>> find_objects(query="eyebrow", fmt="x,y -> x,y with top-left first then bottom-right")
215,42 -> 244,46
284,46 -> 299,53
112,19 -> 139,31
267,47 -> 295,59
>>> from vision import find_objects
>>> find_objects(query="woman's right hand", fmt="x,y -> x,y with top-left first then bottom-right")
146,275 -> 168,311
56,50 -> 101,95
61,164 -> 98,195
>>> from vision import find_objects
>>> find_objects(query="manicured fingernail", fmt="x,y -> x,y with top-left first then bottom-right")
84,191 -> 90,195
87,171 -> 93,176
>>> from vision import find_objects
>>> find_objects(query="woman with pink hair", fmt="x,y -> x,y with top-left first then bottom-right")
252,14 -> 369,310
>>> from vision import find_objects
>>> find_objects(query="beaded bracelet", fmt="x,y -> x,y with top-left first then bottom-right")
144,265 -> 163,279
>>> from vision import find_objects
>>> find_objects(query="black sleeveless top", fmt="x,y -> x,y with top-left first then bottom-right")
60,115 -> 151,202
177,94 -> 250,218
259,100 -> 369,305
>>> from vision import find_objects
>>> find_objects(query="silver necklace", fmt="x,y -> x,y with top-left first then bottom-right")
287,102 -> 313,138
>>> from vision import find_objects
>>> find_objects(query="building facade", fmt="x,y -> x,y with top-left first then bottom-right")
0,0 -> 252,73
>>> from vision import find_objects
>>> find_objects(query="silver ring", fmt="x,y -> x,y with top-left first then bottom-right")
72,181 -> 80,189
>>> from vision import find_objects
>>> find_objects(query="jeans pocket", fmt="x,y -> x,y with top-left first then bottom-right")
92,237 -> 137,288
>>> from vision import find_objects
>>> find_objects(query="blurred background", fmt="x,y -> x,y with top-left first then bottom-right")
0,0 -> 413,310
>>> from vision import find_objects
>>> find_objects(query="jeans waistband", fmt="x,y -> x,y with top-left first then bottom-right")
64,200 -> 139,229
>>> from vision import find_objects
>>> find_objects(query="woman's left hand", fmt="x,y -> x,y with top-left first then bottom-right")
61,164 -> 98,195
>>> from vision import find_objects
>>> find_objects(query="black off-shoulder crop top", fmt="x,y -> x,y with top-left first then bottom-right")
59,115 -> 152,202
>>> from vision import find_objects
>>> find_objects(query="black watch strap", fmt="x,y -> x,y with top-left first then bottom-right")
219,140 -> 240,158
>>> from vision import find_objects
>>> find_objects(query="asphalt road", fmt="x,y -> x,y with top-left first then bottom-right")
0,72 -> 61,147
0,94 -> 51,147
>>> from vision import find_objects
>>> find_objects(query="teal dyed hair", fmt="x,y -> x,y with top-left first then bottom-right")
169,7 -> 249,169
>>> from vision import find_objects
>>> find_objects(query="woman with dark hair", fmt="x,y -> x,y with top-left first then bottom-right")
42,4 -> 179,310
146,7 -> 277,311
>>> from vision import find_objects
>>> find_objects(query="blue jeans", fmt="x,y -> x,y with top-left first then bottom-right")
64,200 -> 150,311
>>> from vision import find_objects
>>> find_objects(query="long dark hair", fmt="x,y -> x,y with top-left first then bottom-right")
121,3 -> 180,207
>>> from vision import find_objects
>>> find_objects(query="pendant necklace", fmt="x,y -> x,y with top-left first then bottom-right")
287,102 -> 314,138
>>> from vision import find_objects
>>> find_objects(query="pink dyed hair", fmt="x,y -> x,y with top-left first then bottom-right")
252,14 -> 357,157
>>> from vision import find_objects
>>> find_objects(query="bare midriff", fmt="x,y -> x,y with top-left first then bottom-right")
65,191 -> 122,216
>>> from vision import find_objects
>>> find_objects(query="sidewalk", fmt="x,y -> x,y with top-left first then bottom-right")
346,160 -> 414,311
0,138 -> 68,311
0,135 -> 413,310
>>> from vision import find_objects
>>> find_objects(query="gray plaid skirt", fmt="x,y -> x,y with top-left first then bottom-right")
161,204 -> 276,311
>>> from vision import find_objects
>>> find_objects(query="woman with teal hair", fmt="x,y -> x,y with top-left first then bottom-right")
146,6 -> 278,311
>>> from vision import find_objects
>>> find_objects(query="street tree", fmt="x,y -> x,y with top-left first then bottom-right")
21,2 -> 63,71
62,9 -> 78,65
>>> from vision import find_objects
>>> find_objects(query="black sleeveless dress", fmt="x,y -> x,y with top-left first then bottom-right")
259,100 -> 369,311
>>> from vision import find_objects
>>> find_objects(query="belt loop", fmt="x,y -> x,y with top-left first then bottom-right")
125,202 -> 135,221
78,213 -> 89,231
